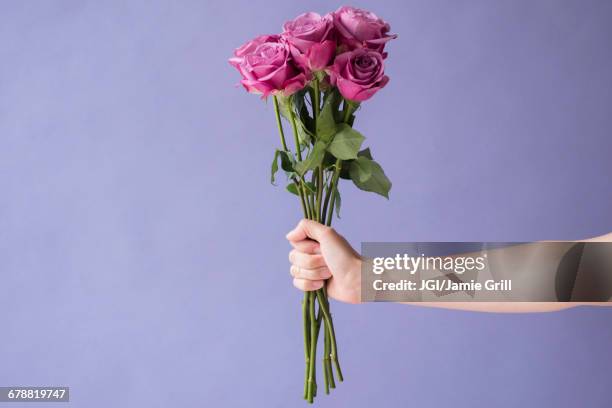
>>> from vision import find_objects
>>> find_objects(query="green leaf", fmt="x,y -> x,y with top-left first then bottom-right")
349,156 -> 373,183
334,189 -> 341,218
350,158 -> 392,198
276,95 -> 292,121
303,181 -> 316,194
339,160 -> 352,179
271,150 -> 280,184
271,149 -> 295,184
322,151 -> 336,169
294,141 -> 326,176
277,92 -> 313,147
297,120 -> 313,146
293,89 -> 306,113
358,147 -> 373,160
327,124 -> 365,160
317,92 -> 339,143
346,101 -> 360,126
286,181 -> 316,196
286,182 -> 299,195
338,148 -> 373,179
279,151 -> 294,172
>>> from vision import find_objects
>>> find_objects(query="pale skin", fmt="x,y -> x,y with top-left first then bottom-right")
287,219 -> 612,313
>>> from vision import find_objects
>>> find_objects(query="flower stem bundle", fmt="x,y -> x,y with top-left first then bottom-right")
229,6 -> 396,402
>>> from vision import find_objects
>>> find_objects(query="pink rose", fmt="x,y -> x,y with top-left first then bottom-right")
327,49 -> 389,102
229,35 -> 307,97
281,12 -> 336,71
333,6 -> 397,54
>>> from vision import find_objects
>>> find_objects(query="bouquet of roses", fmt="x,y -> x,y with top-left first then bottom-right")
229,6 -> 396,403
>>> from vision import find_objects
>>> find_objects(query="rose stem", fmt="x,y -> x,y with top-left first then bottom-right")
309,82 -> 323,402
324,98 -> 355,224
307,293 -> 319,402
273,95 -> 314,398
307,309 -> 323,402
315,287 -> 342,382
318,179 -> 336,390
272,96 -> 288,150
323,307 -> 331,394
313,78 -> 321,119
323,284 -> 336,389
317,188 -> 334,392
316,100 -> 359,383
325,161 -> 341,226
315,309 -> 323,399
311,79 -> 334,393
321,173 -> 333,224
302,292 -> 311,399
313,169 -> 330,394
284,96 -> 312,219
316,168 -> 324,222
319,181 -> 335,391
312,79 -> 324,223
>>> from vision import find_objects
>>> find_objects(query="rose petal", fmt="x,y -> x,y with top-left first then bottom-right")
306,40 -> 336,70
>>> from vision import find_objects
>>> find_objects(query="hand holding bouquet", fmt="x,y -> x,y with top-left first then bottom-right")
229,6 -> 396,402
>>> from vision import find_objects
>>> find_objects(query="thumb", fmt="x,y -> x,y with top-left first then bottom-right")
286,219 -> 333,244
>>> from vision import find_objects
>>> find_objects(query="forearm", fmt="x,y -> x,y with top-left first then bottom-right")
581,232 -> 612,242
401,302 -> 611,313
400,232 -> 612,312
287,221 -> 612,311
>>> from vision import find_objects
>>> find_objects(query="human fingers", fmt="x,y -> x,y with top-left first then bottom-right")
292,278 -> 324,291
290,265 -> 331,280
289,239 -> 321,254
288,249 -> 326,269
286,219 -> 334,244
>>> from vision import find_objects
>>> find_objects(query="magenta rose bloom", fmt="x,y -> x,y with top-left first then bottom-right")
229,35 -> 307,97
327,48 -> 389,102
281,12 -> 336,71
333,6 -> 397,54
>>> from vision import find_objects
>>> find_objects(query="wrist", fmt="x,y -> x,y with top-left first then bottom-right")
345,255 -> 362,304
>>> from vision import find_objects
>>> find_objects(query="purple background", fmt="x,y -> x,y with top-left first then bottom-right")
1,1 -> 611,407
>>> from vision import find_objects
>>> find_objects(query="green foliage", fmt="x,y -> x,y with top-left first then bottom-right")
334,189 -> 341,218
349,157 -> 392,198
294,90 -> 314,136
314,71 -> 326,82
357,147 -> 372,160
327,124 -> 365,160
322,151 -> 337,169
339,147 -> 373,179
271,149 -> 295,184
348,156 -> 372,183
294,141 -> 326,176
302,181 -> 317,194
286,182 -> 299,195
317,92 -> 340,143
276,95 -> 293,122
338,161 -> 351,179
297,120 -> 313,147
276,91 -> 389,203
286,181 -> 316,195
277,91 -> 313,149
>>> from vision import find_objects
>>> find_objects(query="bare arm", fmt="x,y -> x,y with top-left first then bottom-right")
286,219 -> 612,313
400,302 -> 610,313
